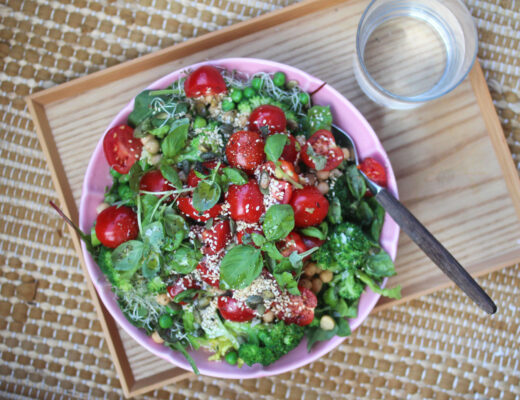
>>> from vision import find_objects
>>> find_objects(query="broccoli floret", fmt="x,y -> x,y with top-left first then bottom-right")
230,321 -> 305,367
96,246 -> 133,292
313,222 -> 376,271
237,101 -> 252,114
147,276 -> 166,294
248,95 -> 272,109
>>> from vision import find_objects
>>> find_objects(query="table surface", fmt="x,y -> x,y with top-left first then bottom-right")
1,1 -> 519,399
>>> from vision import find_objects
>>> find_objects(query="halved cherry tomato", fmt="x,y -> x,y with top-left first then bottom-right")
275,286 -> 317,326
139,170 -> 174,200
290,186 -> 329,227
217,296 -> 255,322
358,157 -> 387,187
186,161 -> 222,188
227,180 -> 265,223
270,179 -> 293,204
249,105 -> 286,134
301,234 -> 325,250
201,219 -> 231,255
225,130 -> 265,174
103,124 -> 142,174
301,129 -> 344,171
95,205 -> 139,249
196,262 -> 220,288
177,197 -> 223,222
184,65 -> 227,98
236,226 -> 263,247
167,276 -> 201,305
277,231 -> 307,257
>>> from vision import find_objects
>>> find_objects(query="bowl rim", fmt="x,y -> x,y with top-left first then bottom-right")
79,57 -> 400,379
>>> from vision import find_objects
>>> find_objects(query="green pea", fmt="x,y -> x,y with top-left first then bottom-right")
193,116 -> 207,129
225,351 -> 238,365
251,77 -> 263,91
298,92 -> 310,106
243,87 -> 256,99
323,287 -> 338,307
110,169 -> 122,179
159,314 -> 173,329
221,99 -> 235,111
230,88 -> 243,103
273,71 -> 286,87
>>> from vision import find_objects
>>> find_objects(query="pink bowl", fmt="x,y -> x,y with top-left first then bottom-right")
79,58 -> 399,378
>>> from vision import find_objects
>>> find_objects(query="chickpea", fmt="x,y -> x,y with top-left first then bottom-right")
341,147 -> 350,160
311,277 -> 323,294
149,154 -> 162,166
299,279 -> 312,290
317,181 -> 329,194
320,315 -> 335,331
262,311 -> 274,323
156,293 -> 170,306
151,331 -> 164,344
329,169 -> 342,179
144,137 -> 160,154
316,170 -> 330,181
96,202 -> 109,215
320,270 -> 333,283
303,263 -> 318,277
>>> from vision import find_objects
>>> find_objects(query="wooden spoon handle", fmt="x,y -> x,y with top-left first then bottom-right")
375,188 -> 497,314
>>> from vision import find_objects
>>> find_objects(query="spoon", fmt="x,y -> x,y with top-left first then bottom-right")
331,124 -> 497,314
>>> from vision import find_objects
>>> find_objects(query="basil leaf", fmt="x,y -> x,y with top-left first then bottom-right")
251,233 -> 266,247
306,325 -> 338,351
336,317 -> 351,336
306,145 -> 327,171
161,118 -> 189,158
128,162 -> 143,193
327,197 -> 342,224
346,165 -> 366,200
264,134 -> 287,162
183,310 -> 195,332
160,162 -> 182,189
356,270 -> 401,299
356,201 -> 374,227
222,167 -> 248,185
112,240 -> 144,271
261,242 -> 284,261
192,180 -> 221,212
140,194 -> 159,225
128,90 -> 155,127
273,271 -> 300,295
300,222 -> 328,241
308,105 -> 333,134
142,251 -> 161,279
142,222 -> 164,252
166,247 -> 201,274
370,200 -> 385,242
219,245 -> 263,289
133,117 -> 153,139
365,251 -> 396,278
163,208 -> 188,239
262,204 -> 294,241
173,288 -> 202,303
149,124 -> 170,138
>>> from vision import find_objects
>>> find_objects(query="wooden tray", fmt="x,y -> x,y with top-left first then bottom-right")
26,0 -> 520,397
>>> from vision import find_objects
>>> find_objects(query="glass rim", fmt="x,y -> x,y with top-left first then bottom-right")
355,0 -> 479,104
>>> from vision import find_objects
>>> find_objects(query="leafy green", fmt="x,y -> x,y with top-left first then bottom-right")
356,271 -> 401,299
219,245 -> 263,289
112,241 -> 144,271
128,90 -> 155,127
165,246 -> 201,274
264,134 -> 287,162
299,222 -> 328,241
160,162 -> 182,189
222,167 -> 248,185
142,222 -> 164,252
161,118 -> 190,158
142,250 -> 161,279
262,204 -> 295,241
346,165 -> 366,200
192,180 -> 221,212
163,208 -> 187,247
365,252 -> 396,279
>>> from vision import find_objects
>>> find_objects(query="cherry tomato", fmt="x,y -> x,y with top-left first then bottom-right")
301,129 -> 344,171
139,170 -> 174,200
177,197 -> 223,222
236,226 -> 263,247
196,262 -> 220,288
225,130 -> 265,174
103,124 -> 142,174
290,186 -> 329,227
227,180 -> 265,223
301,235 -> 325,250
277,231 -> 307,257
249,105 -> 287,134
167,276 -> 201,305
184,65 -> 227,98
275,286 -> 317,326
276,133 -> 299,163
95,205 -> 139,249
217,296 -> 255,322
270,179 -> 293,204
358,157 -> 387,187
201,219 -> 231,255
187,161 -> 222,188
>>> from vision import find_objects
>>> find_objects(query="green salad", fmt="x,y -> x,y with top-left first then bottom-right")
88,65 -> 401,373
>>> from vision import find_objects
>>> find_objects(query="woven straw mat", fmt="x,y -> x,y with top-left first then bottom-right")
1,0 -> 519,399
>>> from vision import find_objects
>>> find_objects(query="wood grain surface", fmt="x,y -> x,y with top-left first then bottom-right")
27,0 -> 520,396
